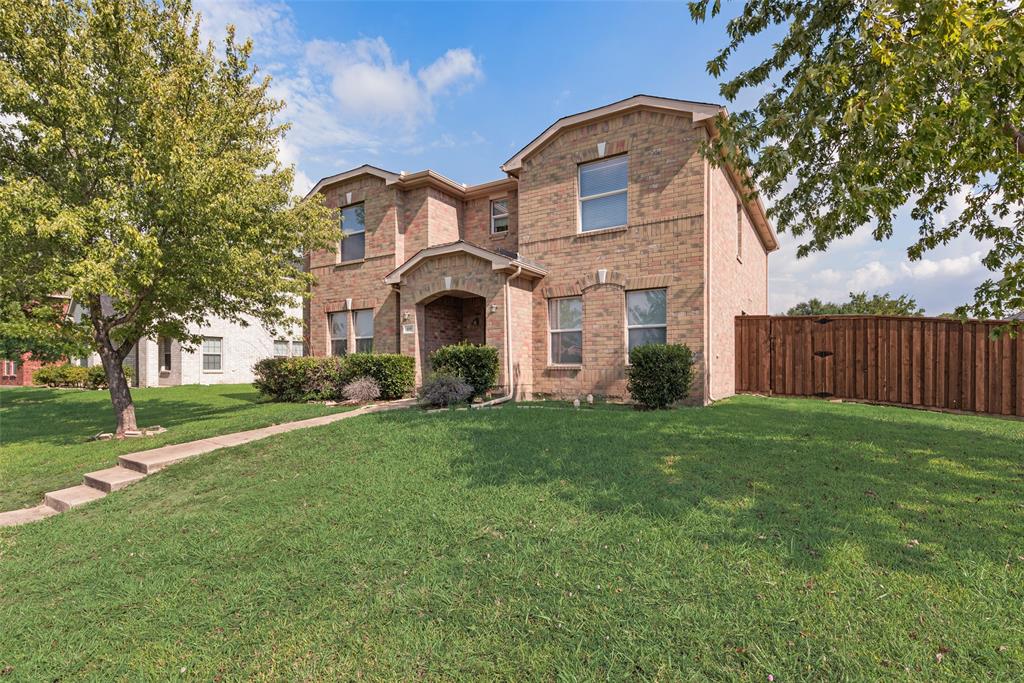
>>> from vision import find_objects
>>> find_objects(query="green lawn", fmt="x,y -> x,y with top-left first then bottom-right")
0,384 -> 349,511
1,396 -> 1022,680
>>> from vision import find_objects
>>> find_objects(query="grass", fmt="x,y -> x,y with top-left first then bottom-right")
0,384 -> 349,511
1,396 -> 1022,680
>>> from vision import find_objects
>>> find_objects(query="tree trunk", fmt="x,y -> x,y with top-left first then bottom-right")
95,332 -> 138,436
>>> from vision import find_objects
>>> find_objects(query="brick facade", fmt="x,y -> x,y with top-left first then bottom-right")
305,96 -> 776,403
0,353 -> 44,387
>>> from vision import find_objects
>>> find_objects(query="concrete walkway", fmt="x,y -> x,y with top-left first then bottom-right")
0,399 -> 416,528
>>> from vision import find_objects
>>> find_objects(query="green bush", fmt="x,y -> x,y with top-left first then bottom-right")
252,354 -> 414,402
341,353 -> 415,400
428,342 -> 498,397
252,356 -> 346,402
626,343 -> 694,409
418,373 -> 474,407
33,363 -> 133,388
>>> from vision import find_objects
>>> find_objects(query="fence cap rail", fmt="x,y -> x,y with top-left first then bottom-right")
737,314 -> 1020,325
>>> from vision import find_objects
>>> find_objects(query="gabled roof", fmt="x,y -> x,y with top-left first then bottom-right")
305,165 -> 400,199
501,95 -> 723,173
383,240 -> 546,286
500,94 -> 778,252
305,165 -> 514,201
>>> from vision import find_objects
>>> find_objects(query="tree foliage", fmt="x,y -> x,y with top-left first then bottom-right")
0,0 -> 336,432
786,291 -> 924,317
690,0 -> 1024,322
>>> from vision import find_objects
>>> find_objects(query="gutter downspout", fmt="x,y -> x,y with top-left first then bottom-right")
473,265 -> 522,409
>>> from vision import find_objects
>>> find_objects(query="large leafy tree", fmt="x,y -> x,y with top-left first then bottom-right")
786,291 -> 924,316
690,1 -> 1024,322
0,0 -> 335,434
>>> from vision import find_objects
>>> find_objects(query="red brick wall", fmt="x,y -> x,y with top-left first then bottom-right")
516,109 -> 708,401
463,188 -> 518,251
0,353 -> 43,386
707,164 -> 769,399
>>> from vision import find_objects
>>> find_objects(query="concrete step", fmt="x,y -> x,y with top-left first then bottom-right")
118,441 -> 215,474
83,465 -> 147,493
0,504 -> 60,527
44,485 -> 107,513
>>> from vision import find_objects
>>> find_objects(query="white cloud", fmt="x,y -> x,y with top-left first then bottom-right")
899,251 -> 984,279
418,48 -> 483,95
192,0 -> 299,57
847,260 -> 896,291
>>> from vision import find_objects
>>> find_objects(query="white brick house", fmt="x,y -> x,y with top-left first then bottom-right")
68,302 -> 304,387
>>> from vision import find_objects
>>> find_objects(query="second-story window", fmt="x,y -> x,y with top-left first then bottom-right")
340,203 -> 365,262
490,199 -> 509,234
579,155 -> 627,232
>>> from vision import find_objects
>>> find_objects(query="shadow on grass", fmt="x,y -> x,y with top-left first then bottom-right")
377,399 -> 1024,575
0,387 -> 265,447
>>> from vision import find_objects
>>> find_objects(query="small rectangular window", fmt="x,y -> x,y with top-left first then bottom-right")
549,297 -> 583,365
626,289 -> 667,353
273,339 -> 290,358
354,309 -> 374,353
201,337 -> 222,371
329,312 -> 348,356
579,155 -> 627,232
159,336 -> 172,371
292,340 -> 304,357
490,199 -> 509,234
340,203 -> 366,262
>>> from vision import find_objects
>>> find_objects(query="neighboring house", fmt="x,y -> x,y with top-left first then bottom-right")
305,95 -> 778,403
0,353 -> 44,387
67,302 -> 304,387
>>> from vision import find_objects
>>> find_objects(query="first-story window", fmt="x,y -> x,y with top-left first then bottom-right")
490,198 -> 509,234
330,312 -> 348,356
2,360 -> 16,376
354,309 -> 374,353
159,336 -> 172,371
202,337 -> 222,371
626,289 -> 667,353
292,340 -> 305,357
549,296 -> 583,365
273,339 -> 290,358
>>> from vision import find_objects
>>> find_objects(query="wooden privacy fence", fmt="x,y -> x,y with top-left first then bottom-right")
736,315 -> 1023,417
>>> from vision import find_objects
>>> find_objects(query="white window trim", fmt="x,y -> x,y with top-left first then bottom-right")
490,198 -> 509,234
625,288 -> 668,358
291,340 -> 304,357
353,309 -> 374,353
548,296 -> 583,366
273,339 -> 290,358
578,155 -> 628,234
339,202 -> 366,263
329,312 -> 348,356
201,336 -> 223,373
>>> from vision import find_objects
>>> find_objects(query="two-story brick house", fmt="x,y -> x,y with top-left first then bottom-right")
306,95 -> 777,403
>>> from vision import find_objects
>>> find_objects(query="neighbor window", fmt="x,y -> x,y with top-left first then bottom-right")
330,312 -> 348,356
340,203 -> 366,262
736,201 -> 743,261
2,360 -> 16,377
549,296 -> 583,365
490,198 -> 509,234
626,289 -> 667,352
354,309 -> 374,353
159,336 -> 172,371
292,340 -> 305,357
201,337 -> 222,371
578,155 -> 627,232
273,339 -> 290,358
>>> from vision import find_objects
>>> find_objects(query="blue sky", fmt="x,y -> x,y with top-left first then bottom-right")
195,1 -> 992,315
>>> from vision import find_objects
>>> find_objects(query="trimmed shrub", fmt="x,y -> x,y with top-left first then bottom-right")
85,364 -> 134,389
252,354 -> 413,402
252,356 -> 346,402
418,373 -> 474,407
626,343 -> 694,409
342,376 -> 381,403
341,353 -> 415,400
428,342 -> 498,397
33,363 -> 132,388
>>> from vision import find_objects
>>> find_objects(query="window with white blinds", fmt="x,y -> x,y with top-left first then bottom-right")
579,155 -> 627,232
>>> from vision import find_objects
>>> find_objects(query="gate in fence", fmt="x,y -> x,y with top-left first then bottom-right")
735,315 -> 1023,417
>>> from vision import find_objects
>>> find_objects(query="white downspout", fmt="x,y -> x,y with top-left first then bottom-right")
473,265 -> 522,408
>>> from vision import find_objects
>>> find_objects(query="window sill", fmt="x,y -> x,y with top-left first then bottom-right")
576,225 -> 627,238
202,370 -> 223,374
546,364 -> 582,370
490,232 -> 509,240
334,258 -> 366,269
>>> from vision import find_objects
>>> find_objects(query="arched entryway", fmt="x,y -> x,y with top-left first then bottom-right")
421,291 -> 487,360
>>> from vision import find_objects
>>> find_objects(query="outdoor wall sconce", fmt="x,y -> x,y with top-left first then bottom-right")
402,311 -> 412,323
489,304 -> 498,313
